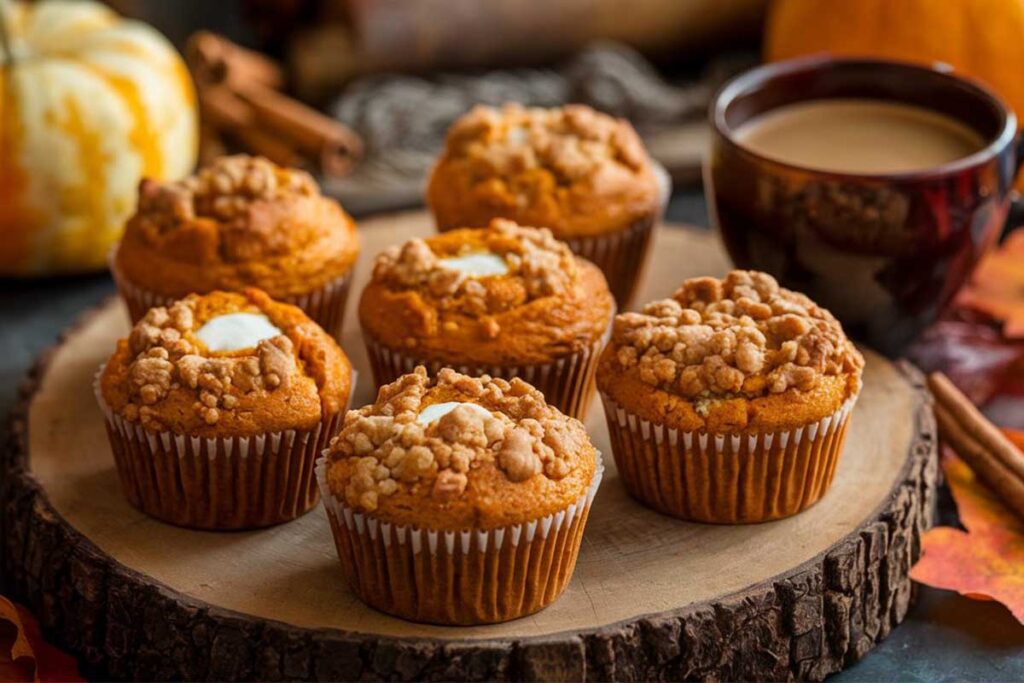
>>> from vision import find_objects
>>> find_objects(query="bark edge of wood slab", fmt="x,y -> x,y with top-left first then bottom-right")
1,220 -> 938,682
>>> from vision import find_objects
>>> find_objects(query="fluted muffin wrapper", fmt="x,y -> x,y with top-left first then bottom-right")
110,256 -> 353,342
363,324 -> 610,420
315,453 -> 604,625
564,162 -> 669,308
564,212 -> 657,309
600,391 -> 859,523
93,366 -> 349,530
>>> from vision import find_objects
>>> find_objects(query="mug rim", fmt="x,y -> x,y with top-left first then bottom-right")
711,54 -> 1018,182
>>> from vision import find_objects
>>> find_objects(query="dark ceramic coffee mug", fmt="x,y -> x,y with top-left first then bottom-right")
707,56 -> 1020,356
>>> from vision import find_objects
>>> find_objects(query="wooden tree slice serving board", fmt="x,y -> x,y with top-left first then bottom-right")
2,212 -> 937,682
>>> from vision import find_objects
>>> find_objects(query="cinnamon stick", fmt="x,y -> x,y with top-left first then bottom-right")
187,31 -> 284,89
188,32 -> 363,177
229,127 -> 303,168
933,402 -> 1024,520
199,86 -> 254,130
198,86 -> 300,167
234,81 -> 363,176
929,372 -> 1024,483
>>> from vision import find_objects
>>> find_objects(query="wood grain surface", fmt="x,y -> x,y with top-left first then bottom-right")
2,212 -> 937,681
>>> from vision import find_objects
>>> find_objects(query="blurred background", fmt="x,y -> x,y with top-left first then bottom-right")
114,0 -> 766,213
3,0 -> 773,397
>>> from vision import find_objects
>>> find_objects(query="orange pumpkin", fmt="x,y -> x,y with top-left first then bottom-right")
765,0 -> 1024,129
0,0 -> 198,275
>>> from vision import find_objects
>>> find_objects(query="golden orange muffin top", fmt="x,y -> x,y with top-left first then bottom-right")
115,155 -> 360,299
325,367 -> 598,530
359,219 -> 614,366
99,289 -> 352,437
427,104 -> 660,238
597,270 -> 864,433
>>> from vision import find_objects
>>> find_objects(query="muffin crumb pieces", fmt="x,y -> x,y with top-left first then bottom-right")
610,271 -> 864,398
121,297 -> 298,430
445,103 -> 649,183
133,155 -> 317,239
371,219 -> 576,317
331,367 -> 589,511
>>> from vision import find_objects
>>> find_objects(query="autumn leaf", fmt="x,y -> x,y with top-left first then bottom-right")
0,595 -> 82,682
907,320 -> 1024,405
956,230 -> 1024,339
910,434 -> 1024,624
0,597 -> 36,682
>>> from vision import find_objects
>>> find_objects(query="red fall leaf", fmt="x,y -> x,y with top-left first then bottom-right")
906,320 -> 1024,406
0,595 -> 82,682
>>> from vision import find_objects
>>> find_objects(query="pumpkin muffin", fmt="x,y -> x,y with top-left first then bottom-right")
427,103 -> 665,307
112,155 -> 359,340
316,366 -> 603,624
359,218 -> 614,419
597,270 -> 864,523
96,288 -> 353,529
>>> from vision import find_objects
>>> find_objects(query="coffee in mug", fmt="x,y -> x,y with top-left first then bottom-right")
707,58 -> 1020,355
733,99 -> 985,175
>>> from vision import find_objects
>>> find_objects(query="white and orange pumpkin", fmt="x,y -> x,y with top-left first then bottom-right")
0,0 -> 198,275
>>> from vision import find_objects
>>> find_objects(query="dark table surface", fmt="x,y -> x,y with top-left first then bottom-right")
2,190 -> 1022,682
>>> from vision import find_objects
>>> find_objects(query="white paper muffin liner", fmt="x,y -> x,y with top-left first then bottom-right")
363,321 -> 611,420
315,451 -> 603,624
601,390 -> 859,523
93,366 -> 350,530
110,257 -> 353,342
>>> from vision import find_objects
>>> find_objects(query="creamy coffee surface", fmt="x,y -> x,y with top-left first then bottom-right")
734,99 -> 985,174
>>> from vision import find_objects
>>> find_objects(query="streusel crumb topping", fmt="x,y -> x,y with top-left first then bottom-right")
371,219 -> 576,320
610,271 -> 864,399
445,103 -> 648,184
330,367 -> 589,512
133,155 -> 318,252
121,297 -> 299,430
